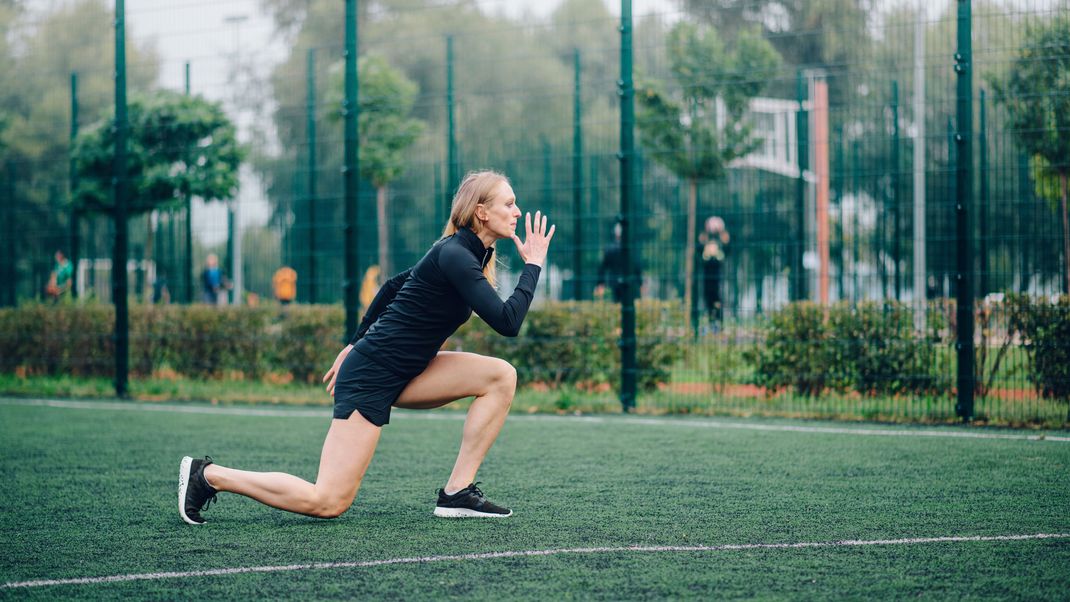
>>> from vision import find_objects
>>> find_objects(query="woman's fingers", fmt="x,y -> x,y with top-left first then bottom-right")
511,233 -> 525,258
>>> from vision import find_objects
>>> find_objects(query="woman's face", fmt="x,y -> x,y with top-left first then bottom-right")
477,181 -> 521,240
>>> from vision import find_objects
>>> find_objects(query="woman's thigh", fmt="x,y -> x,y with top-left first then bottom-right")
394,351 -> 513,410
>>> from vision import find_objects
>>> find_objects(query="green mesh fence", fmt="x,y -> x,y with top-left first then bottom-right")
1,0 -> 1068,426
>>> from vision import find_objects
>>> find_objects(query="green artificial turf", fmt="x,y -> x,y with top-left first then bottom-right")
1,398 -> 1068,600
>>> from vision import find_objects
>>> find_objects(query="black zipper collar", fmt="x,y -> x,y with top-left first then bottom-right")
455,227 -> 495,269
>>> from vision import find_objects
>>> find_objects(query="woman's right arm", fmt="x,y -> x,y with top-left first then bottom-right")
441,211 -> 555,337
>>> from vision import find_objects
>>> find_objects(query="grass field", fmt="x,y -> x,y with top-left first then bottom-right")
1,397 -> 1069,600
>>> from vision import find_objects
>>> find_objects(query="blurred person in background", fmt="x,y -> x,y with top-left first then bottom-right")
594,220 -> 641,302
200,254 -> 224,305
273,266 -> 297,305
699,216 -> 730,328
45,249 -> 73,302
179,170 -> 555,524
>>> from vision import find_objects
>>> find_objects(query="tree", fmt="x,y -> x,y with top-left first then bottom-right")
637,23 -> 780,324
72,91 -> 242,215
328,55 -> 424,277
258,1 -> 577,300
993,17 -> 1070,294
0,0 -> 158,300
71,90 -> 243,296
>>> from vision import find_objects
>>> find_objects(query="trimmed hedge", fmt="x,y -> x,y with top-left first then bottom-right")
1006,294 -> 1070,415
447,300 -> 685,391
748,301 -> 944,397
0,301 -> 685,391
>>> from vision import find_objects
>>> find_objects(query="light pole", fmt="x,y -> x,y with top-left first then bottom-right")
224,14 -> 248,305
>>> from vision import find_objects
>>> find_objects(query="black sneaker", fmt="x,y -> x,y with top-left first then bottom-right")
178,455 -> 219,525
434,482 -> 512,518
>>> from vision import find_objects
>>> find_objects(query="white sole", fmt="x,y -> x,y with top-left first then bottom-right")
177,456 -> 202,525
433,506 -> 512,518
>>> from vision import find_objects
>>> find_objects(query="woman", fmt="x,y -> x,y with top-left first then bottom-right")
179,170 -> 554,523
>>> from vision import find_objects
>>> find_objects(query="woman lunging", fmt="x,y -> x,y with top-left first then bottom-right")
179,170 -> 554,523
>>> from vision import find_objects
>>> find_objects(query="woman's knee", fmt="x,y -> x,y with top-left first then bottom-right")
492,358 -> 517,388
309,491 -> 356,519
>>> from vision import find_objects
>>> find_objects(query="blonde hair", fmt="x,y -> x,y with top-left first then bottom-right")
441,170 -> 510,286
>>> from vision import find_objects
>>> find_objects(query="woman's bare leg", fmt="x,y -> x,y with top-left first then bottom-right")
202,415 -> 381,518
394,351 -> 516,492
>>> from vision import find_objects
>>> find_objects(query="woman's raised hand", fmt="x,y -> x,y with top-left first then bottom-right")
511,211 -> 556,267
322,344 -> 353,397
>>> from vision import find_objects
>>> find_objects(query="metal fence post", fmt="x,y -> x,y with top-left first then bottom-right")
835,127 -> 845,300
307,47 -> 318,304
794,70 -> 809,302
434,162 -> 443,241
619,0 -> 637,412
69,72 -> 80,300
183,61 -> 194,304
113,0 -> 129,397
979,88 -> 988,297
2,161 -> 14,307
573,48 -> 583,301
446,35 -> 458,200
892,80 -> 902,300
954,0 -> 975,421
343,0 -> 360,341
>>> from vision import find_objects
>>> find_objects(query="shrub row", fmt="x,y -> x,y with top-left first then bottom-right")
0,301 -> 684,391
447,300 -> 686,391
747,301 -> 946,397
1005,294 -> 1070,408
748,297 -> 1070,406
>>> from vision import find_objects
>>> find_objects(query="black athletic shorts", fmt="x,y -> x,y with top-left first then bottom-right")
332,348 -> 414,427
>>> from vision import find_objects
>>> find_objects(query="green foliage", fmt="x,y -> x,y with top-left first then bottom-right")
71,90 -> 243,215
993,17 -> 1070,178
272,305 -> 345,384
681,0 -> 870,72
749,301 -> 942,397
1029,155 -> 1068,213
827,302 -> 940,396
449,300 -> 686,392
1006,294 -> 1070,409
0,302 -> 113,376
0,0 -> 159,295
327,55 -> 425,188
158,306 -> 272,380
637,23 -> 781,182
747,302 -> 835,396
0,302 -> 683,392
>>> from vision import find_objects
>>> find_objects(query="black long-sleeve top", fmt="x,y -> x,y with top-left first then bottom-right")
349,227 -> 542,377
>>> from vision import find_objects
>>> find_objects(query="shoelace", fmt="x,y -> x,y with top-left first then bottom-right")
200,455 -> 219,511
467,482 -> 485,500
439,482 -> 485,500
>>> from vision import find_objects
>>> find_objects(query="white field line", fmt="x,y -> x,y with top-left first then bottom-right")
2,397 -> 1068,442
3,533 -> 1069,590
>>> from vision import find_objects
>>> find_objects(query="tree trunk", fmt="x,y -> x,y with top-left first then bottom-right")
685,178 -> 697,332
1061,172 -> 1069,295
377,185 -> 390,277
